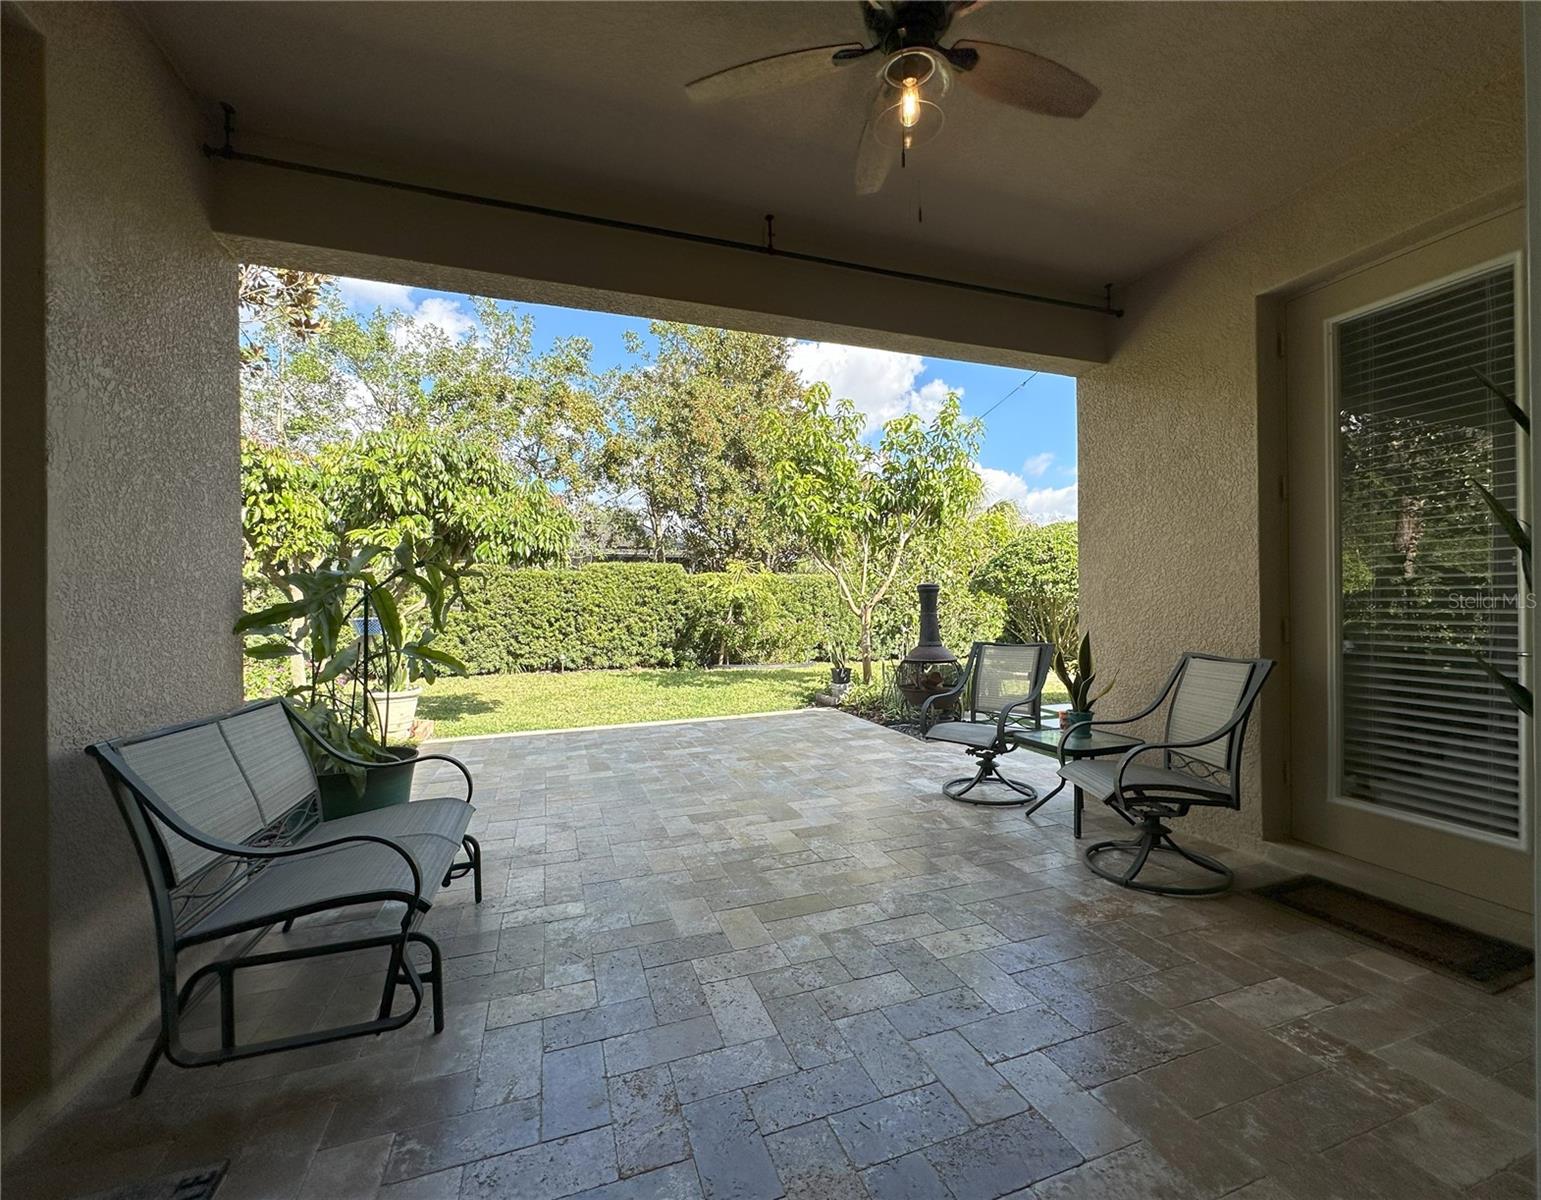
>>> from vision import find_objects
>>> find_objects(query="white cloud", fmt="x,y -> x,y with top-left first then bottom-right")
977,465 -> 1078,522
409,296 -> 478,341
1023,452 -> 1054,477
787,341 -> 959,432
336,276 -> 416,309
1019,483 -> 1079,522
336,277 -> 479,345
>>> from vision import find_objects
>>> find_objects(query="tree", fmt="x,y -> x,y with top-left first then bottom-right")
322,425 -> 575,567
767,386 -> 982,682
241,276 -> 609,497
869,501 -> 1023,657
321,298 -> 608,493
239,266 -> 354,448
603,323 -> 806,570
241,429 -> 575,686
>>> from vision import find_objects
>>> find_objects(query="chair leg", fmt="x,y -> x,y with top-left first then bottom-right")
377,938 -> 405,1022
130,1029 -> 167,1098
943,751 -> 1039,808
414,932 -> 445,1033
1083,816 -> 1232,897
466,835 -> 482,904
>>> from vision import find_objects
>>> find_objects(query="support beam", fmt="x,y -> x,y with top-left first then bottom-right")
207,148 -> 1109,374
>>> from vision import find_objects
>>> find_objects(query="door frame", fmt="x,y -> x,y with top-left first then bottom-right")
1275,206 -> 1534,914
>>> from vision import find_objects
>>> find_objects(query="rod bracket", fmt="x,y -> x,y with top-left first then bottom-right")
202,101 -> 238,160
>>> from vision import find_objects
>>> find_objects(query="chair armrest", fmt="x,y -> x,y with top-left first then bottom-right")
1106,715 -> 1250,802
918,682 -> 967,733
994,695 -> 1043,742
408,755 -> 474,804
1082,658 -> 1188,732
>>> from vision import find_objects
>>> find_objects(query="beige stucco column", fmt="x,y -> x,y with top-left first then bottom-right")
1,1 -> 241,1147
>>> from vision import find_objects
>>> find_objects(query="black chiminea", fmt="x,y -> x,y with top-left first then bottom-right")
896,583 -> 962,708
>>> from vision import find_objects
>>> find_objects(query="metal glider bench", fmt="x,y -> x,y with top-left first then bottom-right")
87,697 -> 480,1096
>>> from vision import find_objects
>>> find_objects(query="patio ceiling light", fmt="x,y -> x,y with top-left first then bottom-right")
684,1 -> 1102,196
879,47 -> 947,154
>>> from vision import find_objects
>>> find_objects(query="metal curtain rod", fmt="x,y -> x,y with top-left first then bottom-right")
201,108 -> 1123,319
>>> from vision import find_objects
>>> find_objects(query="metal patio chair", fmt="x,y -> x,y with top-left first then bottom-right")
1057,652 -> 1274,896
920,641 -> 1053,806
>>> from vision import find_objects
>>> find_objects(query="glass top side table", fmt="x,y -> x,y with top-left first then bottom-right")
1008,724 -> 1143,838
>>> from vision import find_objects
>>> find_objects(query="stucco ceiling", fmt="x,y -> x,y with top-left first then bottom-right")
139,1 -> 1520,299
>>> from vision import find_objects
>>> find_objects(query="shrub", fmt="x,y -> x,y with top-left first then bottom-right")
838,659 -> 911,723
762,574 -> 858,662
974,521 -> 1078,644
686,564 -> 783,666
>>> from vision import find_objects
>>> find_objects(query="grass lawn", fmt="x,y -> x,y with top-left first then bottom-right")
417,665 -> 830,738
417,664 -> 1074,739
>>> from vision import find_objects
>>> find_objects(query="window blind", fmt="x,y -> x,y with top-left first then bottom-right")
1336,264 -> 1524,840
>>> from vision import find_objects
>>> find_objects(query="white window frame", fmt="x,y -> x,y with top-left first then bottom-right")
1321,250 -> 1531,849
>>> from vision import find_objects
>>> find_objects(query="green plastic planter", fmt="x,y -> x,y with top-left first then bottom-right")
317,746 -> 418,819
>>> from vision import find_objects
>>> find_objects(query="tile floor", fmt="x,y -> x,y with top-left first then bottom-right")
6,709 -> 1536,1199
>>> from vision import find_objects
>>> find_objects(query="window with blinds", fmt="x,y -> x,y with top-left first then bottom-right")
1335,263 -> 1524,841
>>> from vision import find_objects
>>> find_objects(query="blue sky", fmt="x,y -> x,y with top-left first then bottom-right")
335,275 -> 1078,521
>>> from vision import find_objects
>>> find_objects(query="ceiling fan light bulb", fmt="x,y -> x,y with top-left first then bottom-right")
877,95 -> 944,149
899,84 -> 922,129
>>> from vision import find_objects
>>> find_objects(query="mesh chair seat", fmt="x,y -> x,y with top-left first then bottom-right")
185,828 -> 463,941
1058,759 -> 1230,806
309,796 -> 473,844
925,720 -> 1005,750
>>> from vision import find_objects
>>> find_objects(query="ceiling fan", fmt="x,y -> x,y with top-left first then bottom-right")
685,0 -> 1100,195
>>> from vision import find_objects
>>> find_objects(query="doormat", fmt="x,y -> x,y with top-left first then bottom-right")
1252,876 -> 1533,993
77,1162 -> 226,1200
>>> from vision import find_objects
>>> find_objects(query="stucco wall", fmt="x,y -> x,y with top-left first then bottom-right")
23,1 -> 239,1115
1077,72 -> 1526,852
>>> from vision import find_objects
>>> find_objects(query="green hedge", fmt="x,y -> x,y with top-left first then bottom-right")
438,562 -> 1011,674
440,563 -> 696,673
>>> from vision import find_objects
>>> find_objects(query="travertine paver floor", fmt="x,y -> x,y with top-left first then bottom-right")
7,709 -> 1536,1200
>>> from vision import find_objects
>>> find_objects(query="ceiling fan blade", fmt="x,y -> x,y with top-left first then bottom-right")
686,44 -> 867,103
854,87 -> 895,195
951,40 -> 1099,118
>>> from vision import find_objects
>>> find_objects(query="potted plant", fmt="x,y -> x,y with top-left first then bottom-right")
824,637 -> 854,700
1052,630 -> 1115,738
235,539 -> 469,817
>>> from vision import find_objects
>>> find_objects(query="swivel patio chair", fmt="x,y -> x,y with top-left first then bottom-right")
1057,652 -> 1273,896
920,641 -> 1053,806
